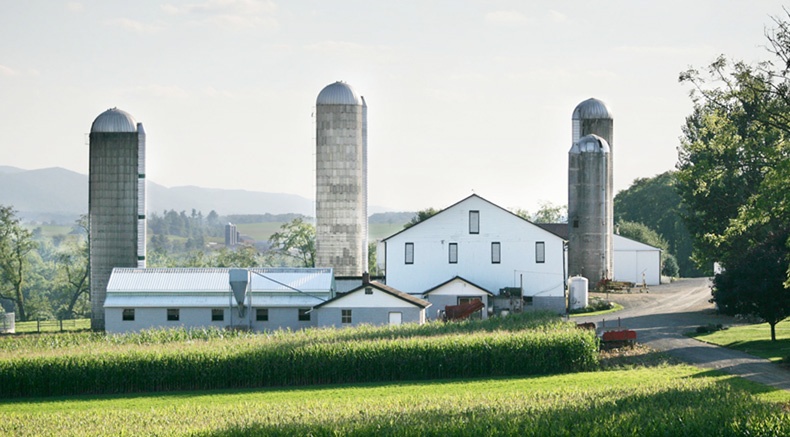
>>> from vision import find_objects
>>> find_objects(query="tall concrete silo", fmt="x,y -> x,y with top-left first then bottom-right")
568,134 -> 612,285
569,98 -> 614,285
89,108 -> 146,331
315,81 -> 368,277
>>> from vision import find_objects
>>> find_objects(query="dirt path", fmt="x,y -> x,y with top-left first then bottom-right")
574,277 -> 790,391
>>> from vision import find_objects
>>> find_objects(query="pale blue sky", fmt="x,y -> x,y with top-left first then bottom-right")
0,1 -> 785,213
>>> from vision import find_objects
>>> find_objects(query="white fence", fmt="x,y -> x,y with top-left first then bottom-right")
0,313 -> 14,334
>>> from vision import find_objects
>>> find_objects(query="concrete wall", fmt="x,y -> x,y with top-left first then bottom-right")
315,307 -> 423,328
105,306 -> 317,333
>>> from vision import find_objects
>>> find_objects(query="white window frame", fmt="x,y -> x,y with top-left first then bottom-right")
469,210 -> 480,234
491,242 -> 501,264
536,241 -> 545,264
449,242 -> 458,264
405,242 -> 414,264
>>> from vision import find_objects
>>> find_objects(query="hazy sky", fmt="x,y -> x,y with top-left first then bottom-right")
0,1 -> 786,214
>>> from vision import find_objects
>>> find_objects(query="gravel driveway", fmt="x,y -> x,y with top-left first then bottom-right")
573,277 -> 790,391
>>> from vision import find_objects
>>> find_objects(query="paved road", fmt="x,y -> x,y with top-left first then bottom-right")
574,277 -> 790,391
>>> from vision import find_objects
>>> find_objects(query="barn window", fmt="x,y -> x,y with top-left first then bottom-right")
449,243 -> 458,264
122,309 -> 135,321
342,309 -> 352,324
298,308 -> 311,321
256,308 -> 269,321
536,242 -> 545,263
491,242 -> 501,264
405,242 -> 414,264
469,211 -> 480,234
365,287 -> 373,295
523,296 -> 534,306
211,309 -> 224,321
167,308 -> 179,321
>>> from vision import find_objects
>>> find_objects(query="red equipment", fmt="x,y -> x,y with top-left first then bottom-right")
441,300 -> 485,321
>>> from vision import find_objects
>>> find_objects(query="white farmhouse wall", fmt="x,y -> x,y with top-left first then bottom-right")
384,195 -> 566,300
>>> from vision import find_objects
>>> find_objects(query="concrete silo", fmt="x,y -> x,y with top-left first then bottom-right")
89,108 -> 146,331
568,134 -> 611,285
569,98 -> 614,286
315,81 -> 368,277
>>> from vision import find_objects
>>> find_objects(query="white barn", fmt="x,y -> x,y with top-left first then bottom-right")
613,234 -> 661,286
313,280 -> 430,328
104,267 -> 335,333
380,195 -> 567,313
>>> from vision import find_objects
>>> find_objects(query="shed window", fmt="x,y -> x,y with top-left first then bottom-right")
211,309 -> 224,321
491,242 -> 501,264
405,242 -> 414,264
167,308 -> 179,321
298,308 -> 311,321
449,243 -> 458,264
536,242 -> 545,264
256,308 -> 269,321
469,210 -> 480,234
122,309 -> 135,321
341,309 -> 352,324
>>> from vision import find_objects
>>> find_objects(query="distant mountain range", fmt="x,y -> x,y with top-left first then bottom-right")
1,166 -> 397,223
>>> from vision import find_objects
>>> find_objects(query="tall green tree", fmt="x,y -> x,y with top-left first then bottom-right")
268,218 -> 315,267
614,172 -> 697,276
677,10 -> 790,339
0,205 -> 37,321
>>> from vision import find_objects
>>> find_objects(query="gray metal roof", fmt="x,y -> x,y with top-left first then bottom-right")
91,108 -> 138,133
572,98 -> 612,120
106,268 -> 334,293
570,134 -> 610,154
316,81 -> 362,105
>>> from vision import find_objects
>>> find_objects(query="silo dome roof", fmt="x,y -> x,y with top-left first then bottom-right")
572,98 -> 612,120
570,134 -> 610,154
316,81 -> 362,105
91,108 -> 138,133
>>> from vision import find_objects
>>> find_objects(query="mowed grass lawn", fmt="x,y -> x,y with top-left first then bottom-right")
1,365 -> 789,436
690,319 -> 790,363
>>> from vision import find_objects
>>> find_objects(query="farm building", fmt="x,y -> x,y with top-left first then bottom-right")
537,224 -> 662,286
379,194 -> 567,313
613,234 -> 661,286
421,276 -> 493,321
103,267 -> 335,333
313,277 -> 430,328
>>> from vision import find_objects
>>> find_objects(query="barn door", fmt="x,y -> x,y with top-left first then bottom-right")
388,312 -> 402,325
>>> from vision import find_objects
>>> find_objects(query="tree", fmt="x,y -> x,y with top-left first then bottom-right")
614,172 -> 698,276
53,215 -> 90,319
403,208 -> 440,229
677,10 -> 790,339
712,227 -> 790,341
268,218 -> 315,267
0,205 -> 37,321
512,202 -> 567,224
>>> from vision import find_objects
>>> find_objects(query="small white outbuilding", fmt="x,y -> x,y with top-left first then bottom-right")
612,234 -> 661,286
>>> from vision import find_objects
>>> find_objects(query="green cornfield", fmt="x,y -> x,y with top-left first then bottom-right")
0,312 -> 600,398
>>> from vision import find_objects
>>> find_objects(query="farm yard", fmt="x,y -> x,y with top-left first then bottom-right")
1,311 -> 790,435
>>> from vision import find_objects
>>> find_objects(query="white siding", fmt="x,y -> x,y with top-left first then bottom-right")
384,195 -> 566,298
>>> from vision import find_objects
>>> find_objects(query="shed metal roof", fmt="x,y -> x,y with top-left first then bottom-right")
107,268 -> 334,293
